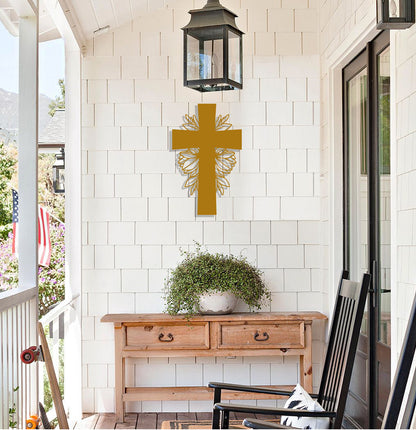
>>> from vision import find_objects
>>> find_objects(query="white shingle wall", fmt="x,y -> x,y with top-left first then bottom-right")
319,0 -> 416,368
318,0 -> 376,318
394,27 -> 416,359
81,0 -> 321,413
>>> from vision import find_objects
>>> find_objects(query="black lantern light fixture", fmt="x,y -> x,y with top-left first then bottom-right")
377,0 -> 415,29
53,148 -> 65,194
182,0 -> 243,92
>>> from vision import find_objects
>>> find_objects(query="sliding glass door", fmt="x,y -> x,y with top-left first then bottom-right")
343,31 -> 391,429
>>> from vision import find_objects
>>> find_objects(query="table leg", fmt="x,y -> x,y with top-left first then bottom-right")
300,323 -> 313,392
115,325 -> 125,423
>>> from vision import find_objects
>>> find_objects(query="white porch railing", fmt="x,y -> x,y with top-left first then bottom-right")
0,287 -> 38,429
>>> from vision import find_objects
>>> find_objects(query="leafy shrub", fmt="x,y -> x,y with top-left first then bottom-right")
164,245 -> 271,318
0,141 -> 17,240
38,222 -> 65,316
0,232 -> 18,290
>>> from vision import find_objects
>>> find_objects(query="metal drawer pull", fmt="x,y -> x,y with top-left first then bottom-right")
158,333 -> 174,342
254,331 -> 269,341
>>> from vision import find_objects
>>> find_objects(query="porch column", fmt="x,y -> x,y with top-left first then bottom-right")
41,0 -> 84,419
18,11 -> 39,414
18,15 -> 38,291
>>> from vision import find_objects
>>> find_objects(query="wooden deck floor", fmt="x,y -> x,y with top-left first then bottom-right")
77,412 -> 267,429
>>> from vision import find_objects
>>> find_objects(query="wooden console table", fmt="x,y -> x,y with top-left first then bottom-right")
101,312 -> 326,422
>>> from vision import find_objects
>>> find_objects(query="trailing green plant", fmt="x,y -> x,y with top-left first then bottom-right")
164,244 -> 271,318
9,386 -> 19,429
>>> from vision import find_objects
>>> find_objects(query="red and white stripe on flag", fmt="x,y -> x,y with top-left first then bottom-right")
12,205 -> 52,267
38,206 -> 51,267
12,222 -> 18,255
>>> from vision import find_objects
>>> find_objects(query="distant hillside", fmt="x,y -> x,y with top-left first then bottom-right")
0,88 -> 52,135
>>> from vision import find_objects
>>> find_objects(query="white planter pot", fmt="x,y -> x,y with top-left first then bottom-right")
198,291 -> 238,315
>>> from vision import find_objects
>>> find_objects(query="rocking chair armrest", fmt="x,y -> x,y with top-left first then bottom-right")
214,403 -> 337,419
208,382 -> 318,398
242,418 -> 292,429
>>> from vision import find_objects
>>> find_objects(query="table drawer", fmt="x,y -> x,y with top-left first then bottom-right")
217,322 -> 304,349
125,323 -> 210,350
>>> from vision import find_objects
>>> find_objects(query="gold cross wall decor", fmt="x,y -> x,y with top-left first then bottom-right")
172,104 -> 242,215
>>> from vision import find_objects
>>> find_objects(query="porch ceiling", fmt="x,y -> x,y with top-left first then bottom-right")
0,0 -> 61,41
64,0 -> 172,39
0,0 -> 187,46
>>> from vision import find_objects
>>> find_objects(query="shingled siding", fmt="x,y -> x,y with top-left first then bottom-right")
394,26 -> 416,361
319,0 -> 416,371
80,0 -> 323,413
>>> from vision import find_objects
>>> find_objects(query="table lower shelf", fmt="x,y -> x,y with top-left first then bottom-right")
123,385 -> 295,402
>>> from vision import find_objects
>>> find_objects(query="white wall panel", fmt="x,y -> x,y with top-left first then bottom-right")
81,0 -> 322,413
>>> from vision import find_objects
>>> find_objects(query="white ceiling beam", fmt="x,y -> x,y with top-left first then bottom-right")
9,0 -> 37,16
0,8 -> 18,35
42,0 -> 86,51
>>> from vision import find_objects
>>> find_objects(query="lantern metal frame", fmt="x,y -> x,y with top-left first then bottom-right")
52,147 -> 65,194
377,0 -> 415,29
182,0 -> 243,92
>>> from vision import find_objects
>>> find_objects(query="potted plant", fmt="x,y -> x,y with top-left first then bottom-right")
163,245 -> 271,318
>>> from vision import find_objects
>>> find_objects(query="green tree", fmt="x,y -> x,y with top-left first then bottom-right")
48,79 -> 65,117
0,141 -> 17,240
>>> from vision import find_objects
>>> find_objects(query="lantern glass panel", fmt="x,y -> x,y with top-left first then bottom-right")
187,34 -> 200,80
228,29 -> 241,84
202,38 -> 223,79
390,0 -> 399,17
187,27 -> 225,81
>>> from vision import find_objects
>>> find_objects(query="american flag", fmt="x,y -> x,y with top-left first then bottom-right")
11,189 -> 18,255
12,189 -> 52,267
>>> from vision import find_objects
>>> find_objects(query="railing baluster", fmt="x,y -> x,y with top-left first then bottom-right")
3,310 -> 9,430
23,301 -> 28,427
27,299 -> 31,422
28,298 -> 36,420
0,289 -> 70,426
8,309 -> 12,412
0,293 -> 38,429
0,312 -> 4,429
18,303 -> 23,428
12,306 -> 18,426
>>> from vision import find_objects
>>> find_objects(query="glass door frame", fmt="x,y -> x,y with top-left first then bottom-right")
342,30 -> 390,428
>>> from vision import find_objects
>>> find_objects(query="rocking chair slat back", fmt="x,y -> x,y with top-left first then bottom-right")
318,272 -> 371,428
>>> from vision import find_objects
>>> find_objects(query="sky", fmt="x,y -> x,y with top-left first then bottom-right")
0,23 -> 65,100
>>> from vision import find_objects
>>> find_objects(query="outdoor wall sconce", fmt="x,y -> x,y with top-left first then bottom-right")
377,0 -> 415,29
182,0 -> 243,92
53,148 -> 65,194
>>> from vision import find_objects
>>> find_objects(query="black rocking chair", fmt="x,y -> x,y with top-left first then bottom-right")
243,290 -> 416,430
209,271 -> 371,429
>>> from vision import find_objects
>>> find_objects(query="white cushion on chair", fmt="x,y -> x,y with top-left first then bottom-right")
280,384 -> 330,429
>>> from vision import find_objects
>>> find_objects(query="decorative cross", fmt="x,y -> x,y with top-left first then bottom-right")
172,104 -> 242,215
